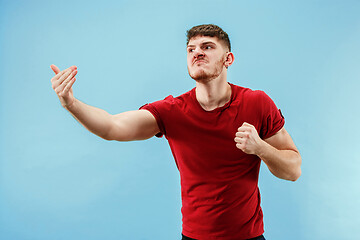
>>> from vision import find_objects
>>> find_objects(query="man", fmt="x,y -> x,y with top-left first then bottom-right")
50,24 -> 301,240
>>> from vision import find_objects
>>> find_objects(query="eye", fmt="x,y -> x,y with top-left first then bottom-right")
188,48 -> 194,53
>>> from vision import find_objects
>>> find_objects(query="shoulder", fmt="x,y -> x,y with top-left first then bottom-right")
230,83 -> 270,103
173,88 -> 194,102
141,88 -> 194,111
252,90 -> 272,103
161,88 -> 194,108
248,90 -> 278,110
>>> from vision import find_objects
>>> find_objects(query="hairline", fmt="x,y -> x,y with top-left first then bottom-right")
187,35 -> 230,52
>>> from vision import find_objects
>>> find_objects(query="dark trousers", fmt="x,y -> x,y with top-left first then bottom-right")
182,233 -> 265,240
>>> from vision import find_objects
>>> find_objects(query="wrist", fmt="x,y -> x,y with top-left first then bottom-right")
256,139 -> 269,158
64,98 -> 77,112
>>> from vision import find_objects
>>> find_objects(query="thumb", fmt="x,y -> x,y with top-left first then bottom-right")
241,122 -> 255,128
50,64 -> 60,74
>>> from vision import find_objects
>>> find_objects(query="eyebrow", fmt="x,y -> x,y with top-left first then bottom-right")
187,41 -> 216,48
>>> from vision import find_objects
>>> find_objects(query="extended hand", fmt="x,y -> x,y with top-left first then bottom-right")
234,122 -> 264,155
50,64 -> 78,108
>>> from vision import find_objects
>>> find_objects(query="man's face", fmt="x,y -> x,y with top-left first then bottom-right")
187,35 -> 228,82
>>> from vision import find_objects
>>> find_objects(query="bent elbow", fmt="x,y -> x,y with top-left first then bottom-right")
99,130 -> 116,141
101,135 -> 114,141
290,168 -> 301,182
289,154 -> 302,181
290,158 -> 302,182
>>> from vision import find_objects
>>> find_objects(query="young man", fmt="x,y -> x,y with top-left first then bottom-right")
50,24 -> 301,240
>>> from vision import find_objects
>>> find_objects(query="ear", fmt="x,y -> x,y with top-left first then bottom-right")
224,52 -> 235,69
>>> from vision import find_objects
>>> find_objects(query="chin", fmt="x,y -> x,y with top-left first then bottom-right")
188,68 -> 209,81
192,74 -> 209,82
188,62 -> 224,82
189,69 -> 222,83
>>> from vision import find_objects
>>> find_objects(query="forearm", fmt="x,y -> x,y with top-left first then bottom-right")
257,141 -> 302,181
65,98 -> 113,140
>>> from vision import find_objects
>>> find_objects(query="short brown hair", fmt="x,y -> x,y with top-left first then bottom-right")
186,24 -> 231,51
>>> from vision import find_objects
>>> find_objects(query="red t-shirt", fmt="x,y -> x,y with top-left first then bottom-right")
140,83 -> 285,240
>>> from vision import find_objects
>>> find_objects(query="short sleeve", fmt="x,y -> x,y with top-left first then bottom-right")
139,95 -> 175,138
257,91 -> 285,139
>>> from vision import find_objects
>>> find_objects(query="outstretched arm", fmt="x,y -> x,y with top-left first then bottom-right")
50,65 -> 159,141
234,122 -> 301,181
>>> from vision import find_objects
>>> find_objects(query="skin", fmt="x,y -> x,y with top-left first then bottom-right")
50,65 -> 160,141
186,36 -> 234,111
50,35 -> 301,181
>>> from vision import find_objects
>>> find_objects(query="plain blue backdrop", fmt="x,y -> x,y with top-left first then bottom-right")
1,0 -> 360,239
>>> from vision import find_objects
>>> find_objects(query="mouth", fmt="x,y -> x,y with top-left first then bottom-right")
193,59 -> 207,65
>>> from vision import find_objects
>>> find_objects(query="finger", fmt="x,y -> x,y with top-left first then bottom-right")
242,122 -> 254,127
234,136 -> 247,144
51,68 -> 69,85
54,70 -> 77,94
242,122 -> 255,129
51,65 -> 77,74
69,78 -> 75,94
235,132 -> 249,138
55,68 -> 75,87
234,137 -> 244,143
237,126 -> 252,132
55,70 -> 77,94
61,77 -> 76,96
236,143 -> 244,150
51,65 -> 77,82
50,64 -> 61,74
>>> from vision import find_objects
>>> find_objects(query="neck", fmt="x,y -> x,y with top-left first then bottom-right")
195,75 -> 231,111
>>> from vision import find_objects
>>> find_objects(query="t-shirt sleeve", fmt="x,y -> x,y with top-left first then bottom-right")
139,95 -> 174,138
257,91 -> 285,139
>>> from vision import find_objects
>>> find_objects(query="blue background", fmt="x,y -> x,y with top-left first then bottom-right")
1,0 -> 360,239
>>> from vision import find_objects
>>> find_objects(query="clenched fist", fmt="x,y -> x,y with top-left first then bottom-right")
234,122 -> 264,155
50,64 -> 78,108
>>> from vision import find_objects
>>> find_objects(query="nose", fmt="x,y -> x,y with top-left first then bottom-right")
193,47 -> 205,59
